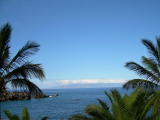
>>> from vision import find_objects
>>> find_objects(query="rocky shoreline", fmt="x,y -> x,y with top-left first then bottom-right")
0,90 -> 58,102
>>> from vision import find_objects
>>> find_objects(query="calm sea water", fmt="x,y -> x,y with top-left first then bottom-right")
1,87 -> 132,120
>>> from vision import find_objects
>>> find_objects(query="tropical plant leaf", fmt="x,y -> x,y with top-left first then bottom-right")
141,56 -> 160,78
124,38 -> 160,90
4,62 -> 45,81
110,89 -> 126,120
0,23 -> 11,75
3,109 -> 13,119
142,39 -> 159,62
41,116 -> 49,120
22,107 -> 30,120
12,114 -> 21,120
67,114 -> 93,120
123,79 -> 160,90
9,41 -> 40,68
145,110 -> 160,120
97,98 -> 110,111
125,62 -> 159,82
104,91 -> 113,103
7,78 -> 44,97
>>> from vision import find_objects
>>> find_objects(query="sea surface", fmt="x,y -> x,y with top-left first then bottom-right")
1,87 -> 132,120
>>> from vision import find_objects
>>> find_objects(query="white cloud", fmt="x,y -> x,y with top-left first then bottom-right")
35,79 -> 127,89
37,82 -> 54,86
56,79 -> 126,85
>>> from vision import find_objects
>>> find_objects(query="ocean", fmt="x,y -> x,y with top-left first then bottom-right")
1,87 -> 132,120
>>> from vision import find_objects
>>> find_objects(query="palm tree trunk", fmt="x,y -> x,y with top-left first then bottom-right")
29,91 -> 31,99
0,89 -> 2,120
0,101 -> 1,120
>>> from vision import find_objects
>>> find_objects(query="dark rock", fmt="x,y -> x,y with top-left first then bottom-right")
0,90 -> 59,102
0,90 -> 31,102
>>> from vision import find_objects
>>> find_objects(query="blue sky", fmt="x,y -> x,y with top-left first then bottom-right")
1,0 -> 160,89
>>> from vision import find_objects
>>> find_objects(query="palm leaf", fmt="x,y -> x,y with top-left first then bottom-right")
129,90 -> 151,119
142,56 -> 159,76
7,79 -> 43,97
9,41 -> 40,68
0,23 -> 11,72
142,39 -> 159,62
12,114 -> 21,120
144,90 -> 160,115
22,107 -> 30,120
110,89 -> 126,120
41,116 -> 49,120
104,91 -> 113,103
3,109 -> 13,119
125,62 -> 159,82
97,98 -> 110,111
85,103 -> 114,120
4,62 -> 45,81
123,79 -> 160,90
67,114 -> 93,120
156,37 -> 160,61
85,104 -> 105,119
145,110 -> 160,120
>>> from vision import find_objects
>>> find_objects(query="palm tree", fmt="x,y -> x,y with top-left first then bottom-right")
123,37 -> 160,90
68,88 -> 160,120
0,23 -> 45,100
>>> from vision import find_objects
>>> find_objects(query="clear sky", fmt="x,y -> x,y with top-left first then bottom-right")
1,0 -> 160,89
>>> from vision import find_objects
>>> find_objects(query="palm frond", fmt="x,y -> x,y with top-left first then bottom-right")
128,89 -> 151,119
41,116 -> 49,120
3,109 -> 13,119
12,114 -> 21,120
7,78 -> 43,97
145,110 -> 160,120
110,89 -> 126,120
104,91 -> 113,103
122,88 -> 142,109
9,41 -> 40,69
142,56 -> 160,78
156,37 -> 160,63
85,104 -> 105,119
145,90 -> 160,115
125,61 -> 160,82
142,39 -> 159,62
123,79 -> 160,90
85,103 -> 113,120
4,62 -> 45,81
67,114 -> 93,120
0,23 -> 11,70
97,98 -> 110,111
22,107 -> 30,120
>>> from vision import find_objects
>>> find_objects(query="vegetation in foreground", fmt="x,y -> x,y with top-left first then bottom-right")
3,107 -> 49,120
68,88 -> 160,120
68,37 -> 160,120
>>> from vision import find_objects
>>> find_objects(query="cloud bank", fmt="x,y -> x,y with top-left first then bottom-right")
37,79 -> 127,89
56,79 -> 126,85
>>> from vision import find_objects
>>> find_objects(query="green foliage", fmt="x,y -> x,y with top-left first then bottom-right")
68,88 -> 160,120
41,116 -> 49,120
21,107 -> 30,120
67,114 -> 93,120
123,38 -> 160,89
0,23 -> 45,98
3,107 -> 49,120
